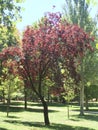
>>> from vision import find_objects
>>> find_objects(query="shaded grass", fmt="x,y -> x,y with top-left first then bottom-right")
2,121 -> 95,130
0,128 -> 8,130
89,102 -> 98,107
0,101 -> 98,130
0,104 -> 58,113
72,114 -> 98,122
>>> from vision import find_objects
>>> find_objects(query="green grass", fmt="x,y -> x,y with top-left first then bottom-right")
0,101 -> 98,130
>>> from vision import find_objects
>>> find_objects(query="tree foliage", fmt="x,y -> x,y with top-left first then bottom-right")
0,0 -> 24,26
63,0 -> 97,35
63,0 -> 97,115
0,12 -> 94,125
0,25 -> 21,50
0,0 -> 24,50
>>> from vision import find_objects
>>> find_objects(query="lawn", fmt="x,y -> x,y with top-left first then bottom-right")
0,101 -> 98,130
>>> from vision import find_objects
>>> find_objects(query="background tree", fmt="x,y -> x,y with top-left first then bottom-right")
0,66 -> 23,117
83,47 -> 98,110
62,0 -> 97,115
84,84 -> 98,110
0,0 -> 23,26
0,0 -> 24,48
0,0 -> 24,105
0,25 -> 21,50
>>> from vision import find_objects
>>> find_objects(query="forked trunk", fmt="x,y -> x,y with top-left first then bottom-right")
29,76 -> 50,125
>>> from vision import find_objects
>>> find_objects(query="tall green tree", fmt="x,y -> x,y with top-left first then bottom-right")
63,0 -> 97,115
0,65 -> 23,116
86,0 -> 98,5
0,0 -> 24,48
63,0 -> 97,33
0,0 -> 24,106
0,0 -> 23,26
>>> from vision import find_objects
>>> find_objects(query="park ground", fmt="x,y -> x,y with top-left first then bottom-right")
0,101 -> 98,130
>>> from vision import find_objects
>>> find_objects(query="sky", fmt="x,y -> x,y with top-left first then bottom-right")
16,0 -> 65,31
16,0 -> 98,32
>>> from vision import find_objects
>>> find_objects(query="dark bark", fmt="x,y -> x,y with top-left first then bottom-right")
47,88 -> 50,103
85,97 -> 89,110
24,87 -> 27,110
2,89 -> 5,104
7,95 -> 10,117
38,69 -> 50,125
40,96 -> 50,126
24,62 -> 50,125
28,77 -> 50,125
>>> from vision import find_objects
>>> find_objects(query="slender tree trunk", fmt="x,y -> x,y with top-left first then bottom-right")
85,97 -> 89,111
79,57 -> 85,116
85,86 -> 89,110
67,102 -> 70,119
7,85 -> 10,117
40,96 -> 50,126
7,98 -> 10,117
80,84 -> 84,115
24,87 -> 27,110
24,80 -> 28,110
47,88 -> 50,103
2,89 -> 5,104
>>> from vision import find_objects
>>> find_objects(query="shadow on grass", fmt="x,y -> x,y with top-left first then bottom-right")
0,104 -> 58,113
22,122 -> 95,130
28,102 -> 66,108
7,115 -> 19,119
10,101 -> 24,106
0,128 -> 8,130
70,118 -> 80,121
0,104 -> 24,112
72,108 -> 98,114
26,107 -> 58,113
48,123 -> 94,130
85,109 -> 98,115
73,114 -> 98,122
89,102 -> 98,107
48,102 -> 66,107
4,120 -> 94,130
28,102 -> 43,107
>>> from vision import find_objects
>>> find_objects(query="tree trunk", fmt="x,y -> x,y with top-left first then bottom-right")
2,89 -> 5,104
67,103 -> 70,119
80,84 -> 84,115
40,96 -> 50,126
24,87 -> 27,110
7,86 -> 11,117
85,86 -> 89,111
85,97 -> 89,111
7,98 -> 10,117
47,88 -> 50,103
27,74 -> 50,125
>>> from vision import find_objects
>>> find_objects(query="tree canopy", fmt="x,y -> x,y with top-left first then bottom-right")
0,12 -> 95,125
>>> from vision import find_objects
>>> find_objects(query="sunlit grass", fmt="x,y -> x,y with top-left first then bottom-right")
0,101 -> 98,130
